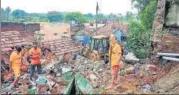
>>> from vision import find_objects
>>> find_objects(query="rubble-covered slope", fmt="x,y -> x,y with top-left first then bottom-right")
153,64 -> 179,94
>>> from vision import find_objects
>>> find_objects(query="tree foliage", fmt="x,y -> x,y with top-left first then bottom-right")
127,0 -> 158,58
1,7 -> 11,20
131,0 -> 151,13
47,11 -> 64,22
12,9 -> 27,19
84,13 -> 94,21
127,19 -> 152,58
140,0 -> 158,30
65,12 -> 87,24
124,12 -> 134,21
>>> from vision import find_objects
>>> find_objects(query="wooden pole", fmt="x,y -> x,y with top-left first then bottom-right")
96,2 -> 99,35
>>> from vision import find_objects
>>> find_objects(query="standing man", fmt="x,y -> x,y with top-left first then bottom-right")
9,46 -> 23,87
29,42 -> 42,81
107,34 -> 122,89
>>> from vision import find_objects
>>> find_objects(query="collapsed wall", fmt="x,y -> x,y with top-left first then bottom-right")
151,0 -> 179,93
151,0 -> 179,64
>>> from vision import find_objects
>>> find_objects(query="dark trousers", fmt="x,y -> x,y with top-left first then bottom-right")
30,64 -> 42,80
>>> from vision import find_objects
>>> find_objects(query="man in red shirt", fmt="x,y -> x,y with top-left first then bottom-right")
29,42 -> 42,81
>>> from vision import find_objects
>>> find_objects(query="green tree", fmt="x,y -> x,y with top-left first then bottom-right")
84,13 -> 94,21
1,7 -> 11,21
108,13 -> 118,21
140,0 -> 158,30
131,0 -> 151,13
127,0 -> 158,58
127,19 -> 152,58
12,9 -> 27,19
65,12 -> 87,24
47,11 -> 64,22
117,13 -> 124,21
1,8 -> 5,20
125,12 -> 133,21
4,7 -> 11,20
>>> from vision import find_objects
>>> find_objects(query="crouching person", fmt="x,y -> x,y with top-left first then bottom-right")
29,42 -> 42,81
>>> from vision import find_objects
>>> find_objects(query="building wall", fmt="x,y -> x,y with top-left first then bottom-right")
40,23 -> 71,41
1,22 -> 25,32
26,24 -> 40,32
1,22 -> 40,32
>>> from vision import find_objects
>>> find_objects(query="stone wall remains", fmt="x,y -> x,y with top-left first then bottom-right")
151,0 -> 179,64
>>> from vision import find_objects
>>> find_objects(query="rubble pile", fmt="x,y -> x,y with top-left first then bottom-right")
153,63 -> 179,94
65,55 -> 178,94
1,52 -> 179,94
61,55 -> 111,89
1,53 -> 70,94
1,71 -> 69,94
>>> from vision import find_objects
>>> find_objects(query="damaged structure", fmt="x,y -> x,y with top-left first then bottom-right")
1,3 -> 179,93
152,0 -> 179,58
150,0 -> 179,94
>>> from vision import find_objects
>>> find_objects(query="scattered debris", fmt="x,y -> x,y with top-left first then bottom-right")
124,52 -> 140,63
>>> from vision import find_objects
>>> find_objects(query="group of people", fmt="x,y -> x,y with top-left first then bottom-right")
9,42 -> 43,87
9,34 -> 123,90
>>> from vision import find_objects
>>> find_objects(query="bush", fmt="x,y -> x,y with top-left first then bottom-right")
135,49 -> 149,59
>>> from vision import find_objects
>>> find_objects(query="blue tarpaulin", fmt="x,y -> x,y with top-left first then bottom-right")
74,36 -> 90,45
113,29 -> 123,42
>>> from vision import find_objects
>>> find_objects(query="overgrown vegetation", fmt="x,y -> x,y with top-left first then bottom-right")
127,0 -> 158,59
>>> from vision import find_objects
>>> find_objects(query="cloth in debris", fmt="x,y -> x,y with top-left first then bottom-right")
10,51 -> 22,78
35,75 -> 48,85
29,48 -> 42,65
